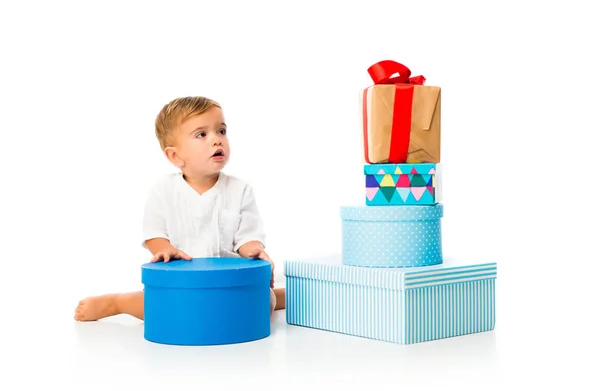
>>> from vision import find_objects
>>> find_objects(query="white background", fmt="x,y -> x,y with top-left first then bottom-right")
1,0 -> 599,389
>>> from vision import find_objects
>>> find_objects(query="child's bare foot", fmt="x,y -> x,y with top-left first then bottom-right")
74,294 -> 119,321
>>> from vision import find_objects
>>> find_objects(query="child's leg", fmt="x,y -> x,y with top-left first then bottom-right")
75,288 -> 284,321
74,291 -> 144,321
270,288 -> 276,314
273,287 -> 285,311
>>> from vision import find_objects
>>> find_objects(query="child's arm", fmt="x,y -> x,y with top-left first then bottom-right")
141,179 -> 191,263
233,185 -> 266,253
234,185 -> 273,286
145,237 -> 173,255
237,240 -> 264,258
145,238 -> 192,263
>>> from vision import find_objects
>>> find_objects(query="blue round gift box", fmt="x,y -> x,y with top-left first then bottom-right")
340,204 -> 444,268
141,257 -> 272,346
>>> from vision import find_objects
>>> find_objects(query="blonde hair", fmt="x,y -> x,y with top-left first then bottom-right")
154,96 -> 221,150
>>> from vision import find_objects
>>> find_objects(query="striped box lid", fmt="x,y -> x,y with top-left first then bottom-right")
284,254 -> 497,291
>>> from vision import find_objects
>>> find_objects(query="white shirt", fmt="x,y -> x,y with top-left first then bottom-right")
141,171 -> 266,258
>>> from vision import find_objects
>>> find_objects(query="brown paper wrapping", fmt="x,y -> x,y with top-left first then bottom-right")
363,84 -> 441,164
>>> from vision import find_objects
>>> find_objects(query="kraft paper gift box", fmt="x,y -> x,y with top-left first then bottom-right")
360,60 -> 441,164
340,204 -> 443,268
284,255 -> 497,345
364,163 -> 439,206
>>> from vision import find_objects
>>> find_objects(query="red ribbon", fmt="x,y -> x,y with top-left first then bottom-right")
367,60 -> 426,85
362,60 -> 426,164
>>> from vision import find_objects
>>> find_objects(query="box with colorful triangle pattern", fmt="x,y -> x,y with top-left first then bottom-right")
365,163 -> 438,206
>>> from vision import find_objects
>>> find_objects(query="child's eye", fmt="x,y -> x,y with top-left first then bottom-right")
219,128 -> 227,135
196,131 -> 206,138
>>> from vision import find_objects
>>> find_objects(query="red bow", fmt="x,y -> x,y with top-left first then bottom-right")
362,61 -> 426,164
367,60 -> 426,85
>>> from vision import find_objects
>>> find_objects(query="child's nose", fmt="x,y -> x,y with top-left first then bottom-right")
211,134 -> 222,144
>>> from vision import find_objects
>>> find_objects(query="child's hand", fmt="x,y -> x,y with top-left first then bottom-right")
251,250 -> 275,288
151,246 -> 192,263
240,242 -> 275,288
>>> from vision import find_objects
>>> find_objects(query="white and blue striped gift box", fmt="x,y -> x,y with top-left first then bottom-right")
284,255 -> 497,345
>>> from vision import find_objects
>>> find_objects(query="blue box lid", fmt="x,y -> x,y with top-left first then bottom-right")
340,204 -> 443,221
364,163 -> 437,175
284,254 -> 497,291
141,257 -> 271,289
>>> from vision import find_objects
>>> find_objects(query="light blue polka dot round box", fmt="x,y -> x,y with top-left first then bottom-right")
340,204 -> 443,268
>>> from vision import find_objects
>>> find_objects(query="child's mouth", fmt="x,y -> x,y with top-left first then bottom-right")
211,150 -> 225,159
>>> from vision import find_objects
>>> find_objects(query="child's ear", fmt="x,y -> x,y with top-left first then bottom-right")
164,147 -> 184,168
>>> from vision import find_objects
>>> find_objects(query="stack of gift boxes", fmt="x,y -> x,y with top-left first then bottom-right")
284,60 -> 497,345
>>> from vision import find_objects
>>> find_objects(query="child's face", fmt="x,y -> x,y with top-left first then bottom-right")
168,106 -> 230,177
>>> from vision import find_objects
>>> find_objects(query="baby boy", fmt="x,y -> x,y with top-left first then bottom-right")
74,96 -> 285,321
